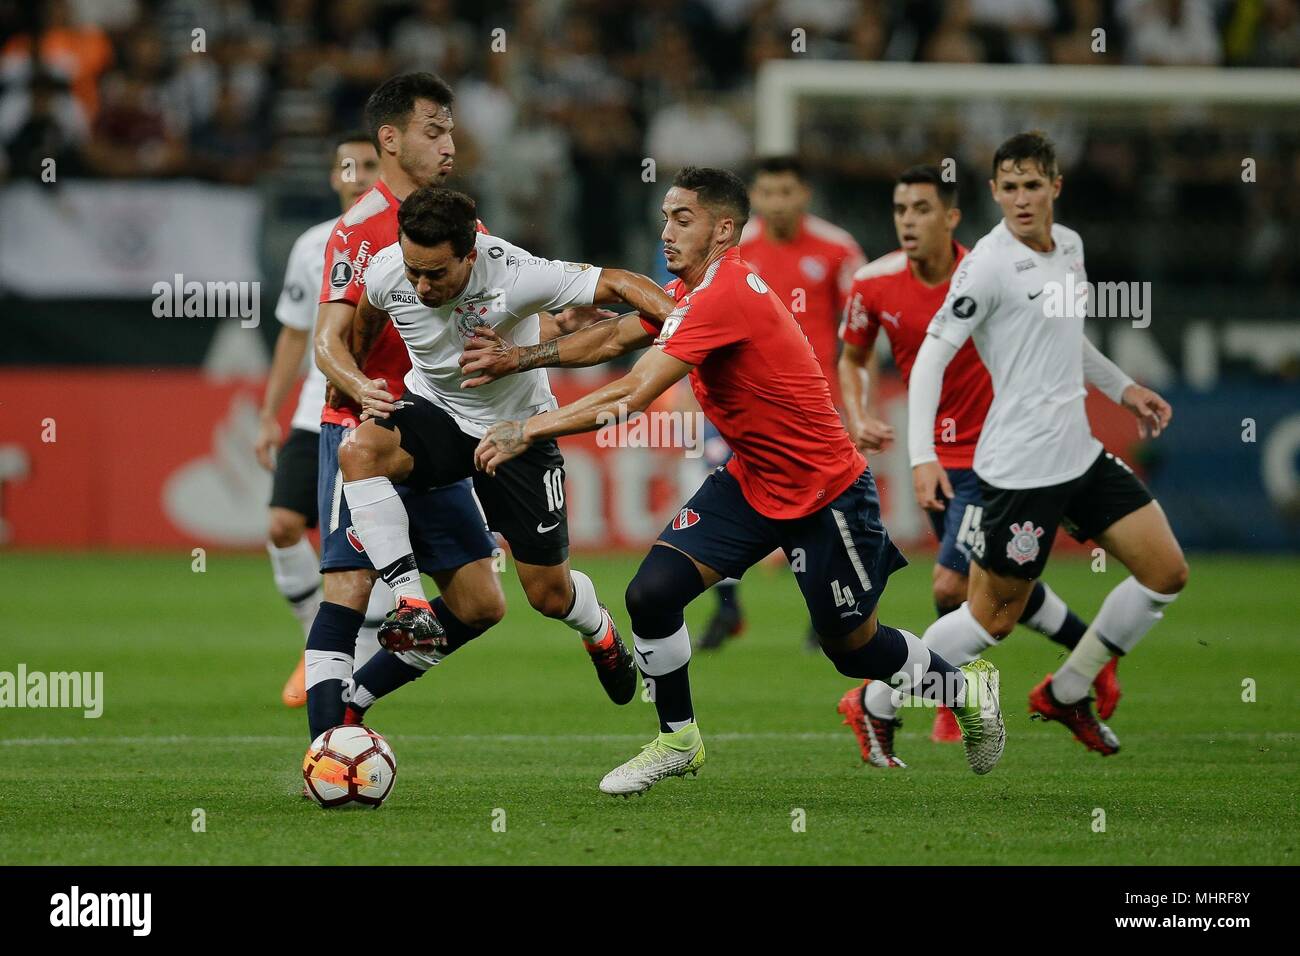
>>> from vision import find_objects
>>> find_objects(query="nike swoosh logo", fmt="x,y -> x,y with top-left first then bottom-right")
536,520 -> 560,533
1028,290 -> 1044,300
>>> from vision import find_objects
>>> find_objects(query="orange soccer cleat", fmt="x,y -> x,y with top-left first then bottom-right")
281,655 -> 306,708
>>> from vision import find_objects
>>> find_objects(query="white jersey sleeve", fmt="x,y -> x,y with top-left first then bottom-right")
501,254 -> 602,316
926,247 -> 1002,350
275,231 -> 321,331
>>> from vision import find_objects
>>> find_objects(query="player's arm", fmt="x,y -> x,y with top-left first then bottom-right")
1081,337 -> 1171,438
314,297 -> 399,418
907,333 -> 959,511
255,326 -> 310,470
838,334 -> 895,454
458,268 -> 673,387
473,348 -> 692,476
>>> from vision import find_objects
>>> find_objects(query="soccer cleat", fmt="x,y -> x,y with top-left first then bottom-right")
1028,674 -> 1120,756
585,605 -> 637,705
951,659 -> 1006,774
281,655 -> 306,708
697,603 -> 744,651
836,682 -> 906,768
599,724 -> 705,796
929,705 -> 962,744
1093,657 -> 1122,721
342,703 -> 366,726
377,597 -> 446,654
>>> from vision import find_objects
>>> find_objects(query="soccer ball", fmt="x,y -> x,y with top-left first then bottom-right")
303,725 -> 396,808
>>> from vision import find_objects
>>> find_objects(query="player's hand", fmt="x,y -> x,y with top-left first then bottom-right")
552,306 -> 616,335
254,413 -> 281,471
474,419 -> 532,476
459,326 -> 519,389
1121,383 -> 1172,439
852,415 -> 895,454
359,379 -> 396,421
912,460 -> 954,513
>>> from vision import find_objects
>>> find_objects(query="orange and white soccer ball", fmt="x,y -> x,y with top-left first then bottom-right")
303,726 -> 396,808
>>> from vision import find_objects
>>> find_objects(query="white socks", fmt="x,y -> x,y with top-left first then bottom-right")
565,570 -> 606,641
305,648 -> 352,691
343,477 -> 425,600
1052,577 -> 1179,704
632,622 -> 692,677
864,623 -> 972,719
267,539 -> 322,639
924,603 -> 997,668
1023,582 -> 1068,637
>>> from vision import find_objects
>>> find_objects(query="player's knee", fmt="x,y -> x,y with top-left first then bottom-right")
459,590 -> 506,630
523,577 -> 571,619
1143,556 -> 1189,596
338,427 -> 389,480
267,511 -> 306,549
931,568 -> 967,614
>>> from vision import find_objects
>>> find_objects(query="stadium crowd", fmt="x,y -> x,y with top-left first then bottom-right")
1,0 -> 1297,285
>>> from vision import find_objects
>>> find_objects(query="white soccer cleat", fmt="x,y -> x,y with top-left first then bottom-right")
952,659 -> 1006,775
598,724 -> 706,796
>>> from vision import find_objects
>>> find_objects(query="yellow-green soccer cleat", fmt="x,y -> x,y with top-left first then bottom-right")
598,724 -> 706,796
951,659 -> 1006,775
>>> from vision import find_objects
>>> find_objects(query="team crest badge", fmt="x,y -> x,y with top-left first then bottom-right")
454,306 -> 490,338
1006,521 -> 1044,565
672,507 -> 701,531
346,526 -> 366,553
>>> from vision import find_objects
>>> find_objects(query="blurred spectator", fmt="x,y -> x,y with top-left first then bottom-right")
1120,0 -> 1223,65
391,0 -> 475,76
1226,0 -> 1300,66
0,0 -> 114,120
0,71 -> 88,181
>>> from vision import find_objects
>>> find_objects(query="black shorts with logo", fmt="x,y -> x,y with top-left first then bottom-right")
269,427 -> 320,526
379,393 -> 569,566
972,449 -> 1154,580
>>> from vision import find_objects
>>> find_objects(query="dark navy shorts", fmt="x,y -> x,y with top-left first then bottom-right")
269,427 -> 319,526
657,466 -> 908,639
317,423 -> 497,574
927,466 -> 984,576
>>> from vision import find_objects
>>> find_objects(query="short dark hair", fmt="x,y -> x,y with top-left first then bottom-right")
991,130 -> 1058,181
397,186 -> 477,257
363,72 -> 455,150
672,166 -> 750,232
334,129 -> 373,151
751,155 -> 805,182
896,164 -> 958,207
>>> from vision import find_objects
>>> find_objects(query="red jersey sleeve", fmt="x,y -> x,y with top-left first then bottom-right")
838,280 -> 879,350
654,274 -> 748,367
319,220 -> 377,306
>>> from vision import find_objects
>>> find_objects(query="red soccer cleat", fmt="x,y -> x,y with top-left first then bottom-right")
1093,657 -> 1122,720
929,705 -> 962,743
1028,674 -> 1120,756
377,596 -> 446,653
585,605 -> 637,705
837,681 -> 906,768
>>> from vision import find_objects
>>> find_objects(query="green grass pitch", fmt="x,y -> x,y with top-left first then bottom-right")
0,551 -> 1295,865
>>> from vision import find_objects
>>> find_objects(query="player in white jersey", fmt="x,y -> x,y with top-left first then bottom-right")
255,131 -> 384,707
905,131 -> 1188,756
321,185 -> 679,712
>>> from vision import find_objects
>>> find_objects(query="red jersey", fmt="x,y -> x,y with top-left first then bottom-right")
641,248 -> 865,520
316,180 -> 486,426
839,243 -> 991,469
738,214 -> 865,406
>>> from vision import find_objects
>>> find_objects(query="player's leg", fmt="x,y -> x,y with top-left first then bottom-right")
477,436 -> 636,704
598,470 -> 772,795
266,427 -> 324,707
339,397 -> 475,648
696,426 -> 745,652
1047,455 -> 1187,712
305,568 -> 375,740
796,468 -> 1004,774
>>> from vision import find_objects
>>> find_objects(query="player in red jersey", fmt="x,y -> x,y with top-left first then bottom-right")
836,165 -> 1104,762
697,155 -> 867,651
308,74 -> 634,744
468,167 -> 1006,794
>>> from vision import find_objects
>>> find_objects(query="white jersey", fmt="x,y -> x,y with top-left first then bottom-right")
927,219 -> 1101,489
364,232 -> 602,437
275,217 -> 334,434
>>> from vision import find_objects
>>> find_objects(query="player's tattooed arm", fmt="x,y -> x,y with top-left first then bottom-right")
475,349 -> 693,475
315,298 -> 396,413
459,312 -> 655,388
